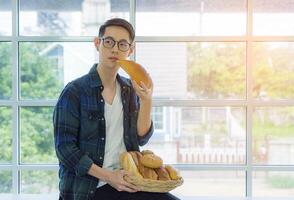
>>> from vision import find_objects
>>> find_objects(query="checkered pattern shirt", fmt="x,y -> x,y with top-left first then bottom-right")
53,64 -> 153,200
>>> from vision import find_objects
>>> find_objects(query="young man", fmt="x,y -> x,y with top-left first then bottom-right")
53,18 -> 180,200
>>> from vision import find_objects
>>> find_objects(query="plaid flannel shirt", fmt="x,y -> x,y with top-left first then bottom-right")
53,64 -> 153,200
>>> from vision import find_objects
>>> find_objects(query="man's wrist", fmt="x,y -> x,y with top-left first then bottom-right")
88,164 -> 111,182
140,98 -> 152,106
101,169 -> 111,182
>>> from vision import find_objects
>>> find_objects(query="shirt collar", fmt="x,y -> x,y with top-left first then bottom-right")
88,63 -> 132,88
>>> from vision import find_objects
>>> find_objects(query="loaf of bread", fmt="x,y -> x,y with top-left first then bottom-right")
154,166 -> 171,181
165,165 -> 181,180
119,152 -> 143,178
129,151 -> 140,166
116,60 -> 151,88
132,151 -> 145,175
140,153 -> 163,169
130,151 -> 158,180
141,150 -> 154,155
120,151 -> 181,181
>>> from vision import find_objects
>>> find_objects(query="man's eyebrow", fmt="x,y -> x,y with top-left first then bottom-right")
119,39 -> 129,42
103,35 -> 131,44
104,36 -> 129,41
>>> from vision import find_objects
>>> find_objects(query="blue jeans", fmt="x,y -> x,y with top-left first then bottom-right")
93,184 -> 181,200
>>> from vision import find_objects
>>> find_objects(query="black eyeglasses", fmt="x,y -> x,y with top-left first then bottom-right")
100,36 -> 132,52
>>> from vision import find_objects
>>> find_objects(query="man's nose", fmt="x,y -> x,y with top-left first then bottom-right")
112,42 -> 119,52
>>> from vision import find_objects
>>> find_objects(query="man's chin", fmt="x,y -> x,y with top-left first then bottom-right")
106,61 -> 119,69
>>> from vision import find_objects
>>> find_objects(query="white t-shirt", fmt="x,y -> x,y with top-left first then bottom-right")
97,81 -> 126,188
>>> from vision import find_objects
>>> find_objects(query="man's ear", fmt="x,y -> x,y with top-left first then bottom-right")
128,42 -> 135,57
93,37 -> 100,51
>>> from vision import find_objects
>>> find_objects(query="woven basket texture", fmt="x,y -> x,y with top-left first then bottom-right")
124,175 -> 184,193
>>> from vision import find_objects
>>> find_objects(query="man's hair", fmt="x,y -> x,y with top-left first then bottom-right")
98,18 -> 135,43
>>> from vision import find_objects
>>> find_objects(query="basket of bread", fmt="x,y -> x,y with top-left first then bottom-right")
119,150 -> 183,193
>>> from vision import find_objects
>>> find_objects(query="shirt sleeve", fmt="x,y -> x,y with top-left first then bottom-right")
53,82 -> 93,176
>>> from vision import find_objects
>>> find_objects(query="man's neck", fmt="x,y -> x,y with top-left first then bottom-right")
97,63 -> 118,88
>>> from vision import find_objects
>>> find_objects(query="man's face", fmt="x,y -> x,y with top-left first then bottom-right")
95,26 -> 134,69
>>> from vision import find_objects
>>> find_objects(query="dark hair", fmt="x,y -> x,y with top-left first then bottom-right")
98,18 -> 135,43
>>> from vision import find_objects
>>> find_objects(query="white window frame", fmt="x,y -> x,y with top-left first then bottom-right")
0,0 -> 294,197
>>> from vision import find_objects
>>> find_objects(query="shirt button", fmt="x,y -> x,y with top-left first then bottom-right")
100,99 -> 104,102
101,137 -> 105,141
123,100 -> 126,104
99,156 -> 103,160
90,190 -> 94,194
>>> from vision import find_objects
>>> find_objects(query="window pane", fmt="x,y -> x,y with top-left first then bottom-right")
152,107 -> 165,131
0,107 -> 12,163
253,0 -> 294,36
253,107 -> 294,165
19,0 -> 129,36
253,171 -> 294,197
0,42 -> 12,100
21,170 -> 58,194
172,170 -> 245,197
253,42 -> 294,100
20,107 -> 58,164
0,0 -> 12,36
19,42 -> 96,100
143,107 -> 246,165
136,0 -> 246,36
0,170 -> 12,193
136,42 -> 246,99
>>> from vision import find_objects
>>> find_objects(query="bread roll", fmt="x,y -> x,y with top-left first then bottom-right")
141,150 -> 154,155
133,151 -> 145,175
132,151 -> 158,180
154,166 -> 171,181
119,152 -> 143,178
165,165 -> 181,180
129,151 -> 139,166
116,60 -> 151,88
142,167 -> 158,180
120,151 -> 181,182
140,153 -> 163,168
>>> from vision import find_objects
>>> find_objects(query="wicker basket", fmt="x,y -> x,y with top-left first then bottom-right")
124,175 -> 184,193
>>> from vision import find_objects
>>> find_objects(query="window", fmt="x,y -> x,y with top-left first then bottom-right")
136,0 -> 246,36
0,107 -> 12,163
0,0 -> 293,198
0,0 -> 12,36
19,42 -> 96,100
0,42 -> 12,100
253,0 -> 294,36
152,107 -> 166,132
19,0 -> 129,36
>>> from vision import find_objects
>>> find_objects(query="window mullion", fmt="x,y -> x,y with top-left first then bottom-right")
11,0 -> 20,195
246,0 -> 253,197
